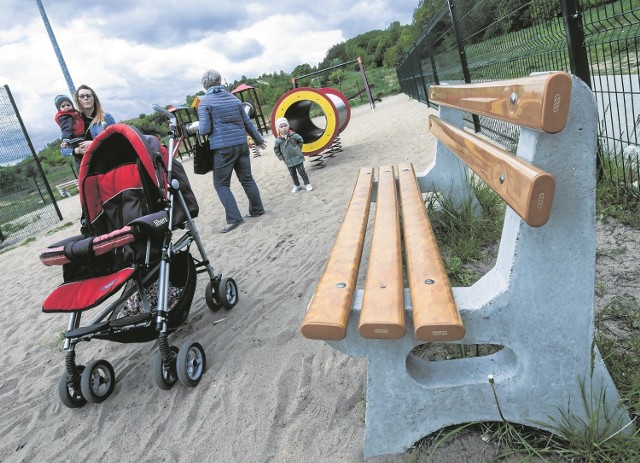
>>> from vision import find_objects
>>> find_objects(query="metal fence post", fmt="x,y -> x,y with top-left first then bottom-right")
426,36 -> 440,87
561,0 -> 592,89
448,0 -> 481,132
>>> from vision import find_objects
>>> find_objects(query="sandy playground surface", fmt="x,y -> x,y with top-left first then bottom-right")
0,93 -> 638,463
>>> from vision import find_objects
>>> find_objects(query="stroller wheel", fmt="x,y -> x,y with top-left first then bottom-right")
81,359 -> 116,403
177,341 -> 206,387
218,277 -> 239,310
58,365 -> 86,409
153,346 -> 179,390
205,280 -> 222,312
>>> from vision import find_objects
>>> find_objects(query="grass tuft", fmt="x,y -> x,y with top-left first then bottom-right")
425,175 -> 504,286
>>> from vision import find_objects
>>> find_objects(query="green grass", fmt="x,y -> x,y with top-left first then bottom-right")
425,175 -> 505,286
38,331 -> 66,350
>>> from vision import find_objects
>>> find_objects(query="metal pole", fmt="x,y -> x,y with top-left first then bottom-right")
357,57 -> 376,111
35,0 -> 76,97
448,0 -> 480,132
426,35 -> 440,87
560,0 -> 592,89
408,54 -> 421,102
5,85 -> 63,220
295,59 -> 358,81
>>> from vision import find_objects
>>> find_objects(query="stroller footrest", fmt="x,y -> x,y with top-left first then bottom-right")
42,267 -> 136,312
110,311 -> 153,327
67,321 -> 110,338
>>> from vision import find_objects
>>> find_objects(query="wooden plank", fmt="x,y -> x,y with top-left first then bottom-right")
398,162 -> 464,342
301,167 -> 375,340
428,72 -> 572,133
358,165 -> 405,339
429,116 -> 555,227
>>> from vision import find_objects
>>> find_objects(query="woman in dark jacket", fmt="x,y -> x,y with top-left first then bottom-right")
198,69 -> 267,233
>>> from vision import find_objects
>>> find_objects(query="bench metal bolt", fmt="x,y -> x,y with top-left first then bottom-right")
510,92 -> 517,104
425,279 -> 435,284
336,282 -> 346,288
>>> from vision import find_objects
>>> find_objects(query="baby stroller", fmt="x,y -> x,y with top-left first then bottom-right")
40,106 -> 237,408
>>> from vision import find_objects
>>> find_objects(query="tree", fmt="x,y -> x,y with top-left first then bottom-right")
292,63 -> 315,78
319,42 -> 349,70
383,46 -> 401,68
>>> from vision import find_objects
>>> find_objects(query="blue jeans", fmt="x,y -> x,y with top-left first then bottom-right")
212,143 -> 264,224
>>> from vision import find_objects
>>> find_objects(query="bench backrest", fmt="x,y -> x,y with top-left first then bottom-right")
427,72 -> 572,226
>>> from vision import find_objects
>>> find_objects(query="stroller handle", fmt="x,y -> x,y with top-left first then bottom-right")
152,104 -> 176,124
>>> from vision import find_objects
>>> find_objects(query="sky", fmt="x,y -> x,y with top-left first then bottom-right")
0,0 -> 417,153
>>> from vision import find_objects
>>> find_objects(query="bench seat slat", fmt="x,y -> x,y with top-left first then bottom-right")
428,116 -> 555,227
301,167 -> 375,340
398,163 -> 464,342
428,72 -> 572,134
359,166 -> 405,339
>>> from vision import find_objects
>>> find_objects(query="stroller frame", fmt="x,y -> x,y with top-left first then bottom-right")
43,107 -> 237,408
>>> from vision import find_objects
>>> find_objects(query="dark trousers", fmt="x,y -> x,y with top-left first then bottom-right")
212,143 -> 264,224
288,162 -> 310,186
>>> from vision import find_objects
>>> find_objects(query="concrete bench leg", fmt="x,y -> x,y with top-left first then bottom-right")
331,293 -> 628,459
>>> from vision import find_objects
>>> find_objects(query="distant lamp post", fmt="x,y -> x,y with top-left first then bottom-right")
35,0 -> 75,97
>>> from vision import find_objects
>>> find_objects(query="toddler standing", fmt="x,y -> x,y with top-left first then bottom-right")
274,117 -> 313,192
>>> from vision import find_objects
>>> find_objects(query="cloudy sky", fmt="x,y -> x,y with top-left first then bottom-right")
1,0 -> 417,152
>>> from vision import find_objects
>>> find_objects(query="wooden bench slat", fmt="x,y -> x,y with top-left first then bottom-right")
301,167 -> 375,340
358,166 -> 405,339
398,162 -> 464,342
428,116 -> 556,227
428,72 -> 572,134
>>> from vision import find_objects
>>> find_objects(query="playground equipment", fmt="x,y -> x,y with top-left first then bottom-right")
166,105 -> 200,159
231,83 -> 269,136
268,57 -> 375,168
291,56 -> 376,112
270,87 -> 351,168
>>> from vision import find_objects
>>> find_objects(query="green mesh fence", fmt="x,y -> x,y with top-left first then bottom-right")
0,85 -> 61,249
397,0 -> 639,198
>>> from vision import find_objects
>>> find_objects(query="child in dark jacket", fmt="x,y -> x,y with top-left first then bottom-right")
274,117 -> 313,192
54,94 -> 85,151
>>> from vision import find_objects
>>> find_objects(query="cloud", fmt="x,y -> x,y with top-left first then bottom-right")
0,0 -> 416,152
220,37 -> 265,62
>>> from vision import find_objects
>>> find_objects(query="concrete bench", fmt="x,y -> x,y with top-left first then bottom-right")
301,73 -> 631,459
55,178 -> 79,198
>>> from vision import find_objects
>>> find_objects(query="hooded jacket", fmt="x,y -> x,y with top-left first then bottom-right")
274,130 -> 305,167
55,109 -> 85,142
197,86 -> 264,150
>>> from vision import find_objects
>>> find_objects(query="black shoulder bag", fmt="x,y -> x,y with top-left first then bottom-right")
193,136 -> 213,175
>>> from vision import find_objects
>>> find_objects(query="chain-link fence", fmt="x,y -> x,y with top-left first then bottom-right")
0,85 -> 61,249
397,0 -> 639,198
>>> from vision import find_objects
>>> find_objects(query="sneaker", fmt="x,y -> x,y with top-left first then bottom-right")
291,185 -> 303,193
305,184 -> 313,191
